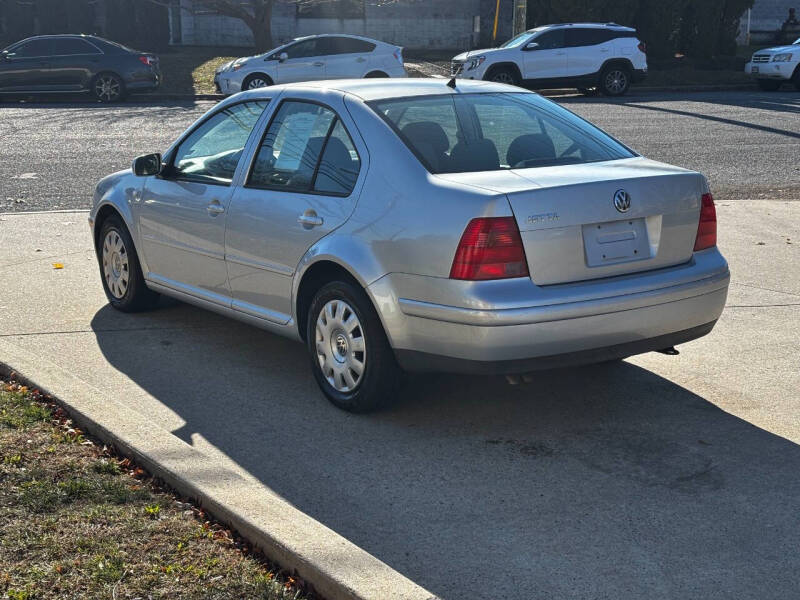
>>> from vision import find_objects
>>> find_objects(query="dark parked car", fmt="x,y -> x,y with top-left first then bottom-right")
0,34 -> 160,102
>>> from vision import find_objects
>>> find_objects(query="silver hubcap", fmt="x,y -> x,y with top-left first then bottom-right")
605,70 -> 627,94
493,72 -> 514,84
247,78 -> 268,89
315,299 -> 366,393
102,230 -> 129,299
95,76 -> 121,101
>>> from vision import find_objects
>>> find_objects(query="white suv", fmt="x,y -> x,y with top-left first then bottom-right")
744,38 -> 800,91
452,23 -> 648,96
214,34 -> 406,95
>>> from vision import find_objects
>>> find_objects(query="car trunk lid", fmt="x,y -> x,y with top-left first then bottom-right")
436,158 -> 704,286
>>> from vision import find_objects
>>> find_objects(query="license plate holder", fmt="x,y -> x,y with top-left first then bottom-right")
582,218 -> 651,267
751,66 -> 759,73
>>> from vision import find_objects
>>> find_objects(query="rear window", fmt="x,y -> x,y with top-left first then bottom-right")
370,93 -> 635,174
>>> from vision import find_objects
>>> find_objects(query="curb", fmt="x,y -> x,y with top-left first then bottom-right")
0,340 -> 438,600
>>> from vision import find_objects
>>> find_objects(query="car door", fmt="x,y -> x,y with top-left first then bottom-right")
320,37 -> 376,78
0,38 -> 52,91
225,97 -> 364,323
136,100 -> 270,305
276,38 -> 326,83
522,28 -> 567,80
565,28 -> 610,77
47,37 -> 103,90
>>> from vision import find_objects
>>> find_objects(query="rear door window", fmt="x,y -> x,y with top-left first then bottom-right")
248,100 -> 361,196
51,38 -> 101,55
565,28 -> 611,47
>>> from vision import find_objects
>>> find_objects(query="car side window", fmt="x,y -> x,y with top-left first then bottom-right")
532,29 -> 565,50
51,38 -> 101,55
330,37 -> 376,54
566,29 -> 612,47
314,120 -> 361,195
170,101 -> 270,185
248,101 -> 360,196
285,39 -> 319,59
12,39 -> 52,58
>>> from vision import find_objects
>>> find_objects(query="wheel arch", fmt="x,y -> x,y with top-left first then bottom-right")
599,58 -> 635,75
483,61 -> 523,81
242,72 -> 274,89
92,202 -> 147,276
364,70 -> 389,78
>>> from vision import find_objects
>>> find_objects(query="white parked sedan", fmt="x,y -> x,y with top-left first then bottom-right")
214,34 -> 407,95
89,79 -> 729,412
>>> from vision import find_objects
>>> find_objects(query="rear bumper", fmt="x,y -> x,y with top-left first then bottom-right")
368,248 -> 729,373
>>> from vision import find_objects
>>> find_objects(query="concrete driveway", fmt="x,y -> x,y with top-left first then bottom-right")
1,198 -> 798,599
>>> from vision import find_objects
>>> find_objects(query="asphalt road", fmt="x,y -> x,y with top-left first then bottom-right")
1,90 -> 799,212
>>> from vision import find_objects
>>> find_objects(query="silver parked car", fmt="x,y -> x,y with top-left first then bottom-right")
90,79 -> 729,412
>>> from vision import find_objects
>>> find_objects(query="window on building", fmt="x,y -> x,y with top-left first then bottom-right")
297,0 -> 365,19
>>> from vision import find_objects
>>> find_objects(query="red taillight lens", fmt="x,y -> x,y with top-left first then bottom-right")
694,193 -> 717,251
450,217 -> 529,281
638,41 -> 647,53
138,55 -> 154,66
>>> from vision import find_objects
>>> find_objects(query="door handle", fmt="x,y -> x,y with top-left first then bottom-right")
298,211 -> 323,228
207,200 -> 225,216
313,61 -> 325,67
356,57 -> 366,63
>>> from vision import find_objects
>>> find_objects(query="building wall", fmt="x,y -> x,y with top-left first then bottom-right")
740,0 -> 799,43
179,0 -> 483,50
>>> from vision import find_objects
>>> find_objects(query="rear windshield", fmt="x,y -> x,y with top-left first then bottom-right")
369,92 -> 636,174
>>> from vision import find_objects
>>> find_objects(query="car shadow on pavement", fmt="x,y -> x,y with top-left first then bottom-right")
90,302 -> 800,600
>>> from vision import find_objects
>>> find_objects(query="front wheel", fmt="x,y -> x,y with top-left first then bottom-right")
97,215 -> 159,312
306,281 -> 402,412
599,66 -> 631,96
486,66 -> 520,87
92,73 -> 125,102
241,73 -> 271,91
756,79 -> 782,91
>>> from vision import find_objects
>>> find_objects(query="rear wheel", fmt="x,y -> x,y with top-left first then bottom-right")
599,65 -> 630,96
756,79 -> 781,91
92,73 -> 125,103
486,66 -> 520,87
242,73 -> 271,90
306,281 -> 402,412
792,68 -> 800,91
97,215 -> 159,312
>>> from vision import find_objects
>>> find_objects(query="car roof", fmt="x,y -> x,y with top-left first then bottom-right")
232,78 -> 525,103
291,33 -> 392,45
532,22 -> 636,32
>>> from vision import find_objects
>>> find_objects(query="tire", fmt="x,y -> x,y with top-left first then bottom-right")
792,68 -> 800,91
97,215 -> 159,312
756,79 -> 782,91
92,72 -> 125,103
486,66 -> 520,87
306,281 -> 402,413
599,65 -> 631,96
365,71 -> 389,78
241,73 -> 272,91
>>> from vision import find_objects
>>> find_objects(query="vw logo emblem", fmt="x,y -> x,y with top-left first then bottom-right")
613,189 -> 631,213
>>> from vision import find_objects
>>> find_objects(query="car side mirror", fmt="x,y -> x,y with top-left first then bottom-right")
1,50 -> 10,61
278,52 -> 289,63
524,42 -> 539,51
132,153 -> 162,177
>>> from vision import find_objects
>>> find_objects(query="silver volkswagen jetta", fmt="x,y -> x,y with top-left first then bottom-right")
89,79 -> 729,412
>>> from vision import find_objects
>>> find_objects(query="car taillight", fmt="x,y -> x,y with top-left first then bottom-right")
694,193 -> 717,251
138,55 -> 154,66
638,41 -> 647,54
393,48 -> 403,65
450,217 -> 529,281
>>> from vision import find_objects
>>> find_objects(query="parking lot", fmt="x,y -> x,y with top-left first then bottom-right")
1,90 -> 799,599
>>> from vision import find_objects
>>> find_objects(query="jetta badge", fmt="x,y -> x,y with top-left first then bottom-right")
613,189 -> 631,213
